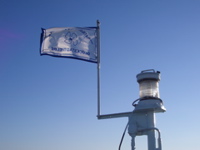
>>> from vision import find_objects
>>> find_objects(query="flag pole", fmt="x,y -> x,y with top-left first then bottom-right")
97,20 -> 101,117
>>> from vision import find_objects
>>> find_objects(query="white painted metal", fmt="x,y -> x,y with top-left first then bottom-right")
97,70 -> 166,150
134,99 -> 166,113
147,111 -> 156,150
97,20 -> 101,116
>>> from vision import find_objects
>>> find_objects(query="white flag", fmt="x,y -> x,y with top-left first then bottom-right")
40,27 -> 98,63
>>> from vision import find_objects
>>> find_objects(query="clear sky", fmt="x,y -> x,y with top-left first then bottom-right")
1,0 -> 200,150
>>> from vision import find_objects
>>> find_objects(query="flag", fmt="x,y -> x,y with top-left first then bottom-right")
40,27 -> 98,63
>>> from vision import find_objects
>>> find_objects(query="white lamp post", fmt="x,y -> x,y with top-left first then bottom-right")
128,69 -> 166,150
98,69 -> 166,150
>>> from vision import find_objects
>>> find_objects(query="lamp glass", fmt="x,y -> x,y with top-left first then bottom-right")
139,80 -> 160,98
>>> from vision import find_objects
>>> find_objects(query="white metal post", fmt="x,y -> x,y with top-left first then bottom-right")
97,20 -> 101,117
97,69 -> 166,150
147,111 -> 156,150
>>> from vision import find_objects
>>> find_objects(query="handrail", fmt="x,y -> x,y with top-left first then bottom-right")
137,127 -> 162,150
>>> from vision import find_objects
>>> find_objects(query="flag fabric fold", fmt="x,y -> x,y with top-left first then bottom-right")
40,27 -> 98,63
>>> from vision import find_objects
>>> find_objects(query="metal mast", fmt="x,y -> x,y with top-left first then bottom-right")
98,69 -> 166,150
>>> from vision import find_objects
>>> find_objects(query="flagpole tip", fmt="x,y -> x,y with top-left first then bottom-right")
97,20 -> 100,25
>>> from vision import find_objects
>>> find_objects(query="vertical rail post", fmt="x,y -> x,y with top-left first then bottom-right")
147,111 -> 156,150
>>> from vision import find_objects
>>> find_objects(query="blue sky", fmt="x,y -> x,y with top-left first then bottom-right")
1,0 -> 200,150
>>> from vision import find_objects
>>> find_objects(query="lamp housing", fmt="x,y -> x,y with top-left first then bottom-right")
137,70 -> 160,99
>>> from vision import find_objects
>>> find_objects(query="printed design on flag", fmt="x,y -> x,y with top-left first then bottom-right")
64,32 -> 79,46
79,29 -> 94,45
